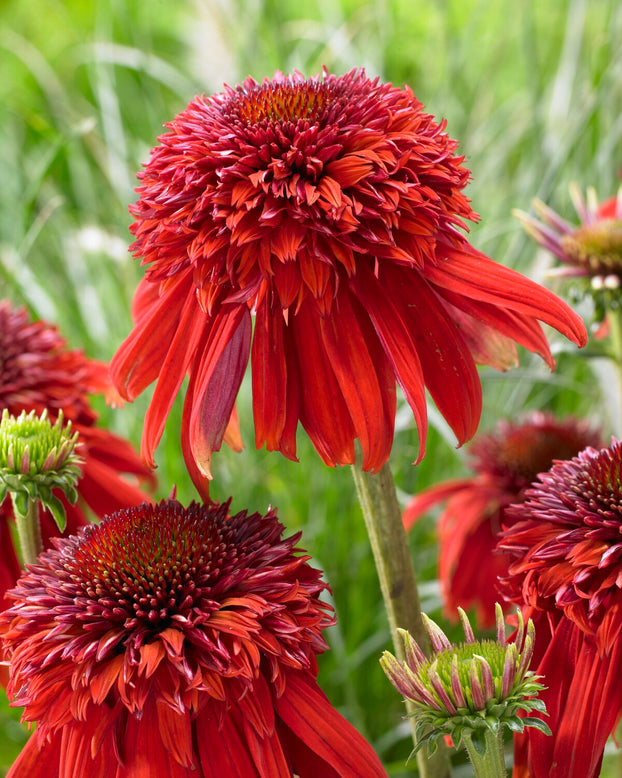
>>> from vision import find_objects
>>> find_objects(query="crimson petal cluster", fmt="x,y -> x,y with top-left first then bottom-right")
110,68 -> 586,496
0,499 -> 387,778
0,300 -> 154,603
403,412 -> 600,626
499,438 -> 622,778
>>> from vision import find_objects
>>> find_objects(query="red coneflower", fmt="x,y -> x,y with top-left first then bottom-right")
498,438 -> 622,778
0,300 -> 154,599
403,413 -> 600,627
0,499 -> 387,778
110,69 -> 586,495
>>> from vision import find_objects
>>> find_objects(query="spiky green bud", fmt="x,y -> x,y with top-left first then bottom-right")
0,409 -> 83,531
380,604 -> 550,761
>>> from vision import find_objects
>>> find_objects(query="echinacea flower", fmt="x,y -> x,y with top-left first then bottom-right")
402,412 -> 600,627
0,300 -> 154,601
380,605 -> 548,772
0,499 -> 387,778
110,68 -> 586,495
514,185 -> 622,325
499,438 -> 622,778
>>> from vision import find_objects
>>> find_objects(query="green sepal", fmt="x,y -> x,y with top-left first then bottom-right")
469,729 -> 488,756
12,490 -> 29,519
522,717 -> 552,736
44,495 -> 67,533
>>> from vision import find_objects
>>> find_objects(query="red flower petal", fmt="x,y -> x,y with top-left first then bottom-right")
427,243 -> 587,347
290,301 -> 356,467
110,271 -> 194,401
318,290 -> 395,472
350,262 -> 428,462
251,299 -> 300,461
274,670 -> 386,777
186,304 -> 252,479
381,262 -> 482,447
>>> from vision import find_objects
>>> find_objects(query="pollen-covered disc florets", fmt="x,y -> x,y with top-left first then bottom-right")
0,409 -> 82,530
0,499 -> 387,778
380,605 -> 549,755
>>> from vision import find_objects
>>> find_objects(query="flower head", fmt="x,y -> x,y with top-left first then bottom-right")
0,300 -> 154,600
111,68 -> 586,495
515,185 -> 622,319
380,605 -> 548,757
403,412 -> 600,626
0,499 -> 386,778
499,438 -> 622,778
0,409 -> 82,531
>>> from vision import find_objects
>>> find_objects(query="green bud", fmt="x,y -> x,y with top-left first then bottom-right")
0,409 -> 83,531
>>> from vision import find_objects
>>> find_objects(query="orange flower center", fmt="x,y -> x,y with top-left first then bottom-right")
233,81 -> 335,125
560,219 -> 622,276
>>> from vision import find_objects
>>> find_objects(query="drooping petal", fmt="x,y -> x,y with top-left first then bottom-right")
6,733 -> 62,778
251,298 -> 300,461
381,262 -> 482,446
318,289 -> 395,472
402,478 -> 474,531
195,707 -> 261,777
274,670 -> 387,777
349,262 -> 428,461
427,243 -> 587,347
290,301 -> 356,467
110,271 -> 195,401
186,304 -> 252,479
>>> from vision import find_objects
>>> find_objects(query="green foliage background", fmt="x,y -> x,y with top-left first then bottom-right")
0,0 -> 620,774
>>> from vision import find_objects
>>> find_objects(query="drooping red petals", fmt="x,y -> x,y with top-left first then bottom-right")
186,305 -> 252,478
110,271 -> 194,402
291,301 -> 356,467
275,670 -> 387,778
427,244 -> 587,347
111,69 -> 586,479
251,299 -> 300,461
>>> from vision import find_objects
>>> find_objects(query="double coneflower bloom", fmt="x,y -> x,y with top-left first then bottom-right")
0,300 -> 154,601
0,499 -> 387,778
110,68 -> 586,494
403,412 -> 601,626
500,438 -> 622,778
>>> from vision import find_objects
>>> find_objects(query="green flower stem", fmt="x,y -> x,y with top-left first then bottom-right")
351,459 -> 451,778
462,730 -> 507,778
608,307 -> 622,432
12,495 -> 43,566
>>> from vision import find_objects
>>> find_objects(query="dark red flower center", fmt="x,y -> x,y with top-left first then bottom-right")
0,301 -> 97,424
471,416 -> 599,492
66,501 -> 245,635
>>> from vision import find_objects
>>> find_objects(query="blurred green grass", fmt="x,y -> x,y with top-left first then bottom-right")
0,0 -> 621,775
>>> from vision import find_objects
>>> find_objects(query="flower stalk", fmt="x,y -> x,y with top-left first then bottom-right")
462,730 -> 506,778
351,458 -> 452,778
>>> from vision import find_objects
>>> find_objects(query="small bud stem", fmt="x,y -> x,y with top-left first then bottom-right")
351,457 -> 452,778
12,495 -> 43,566
462,730 -> 507,778
607,306 -> 622,435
